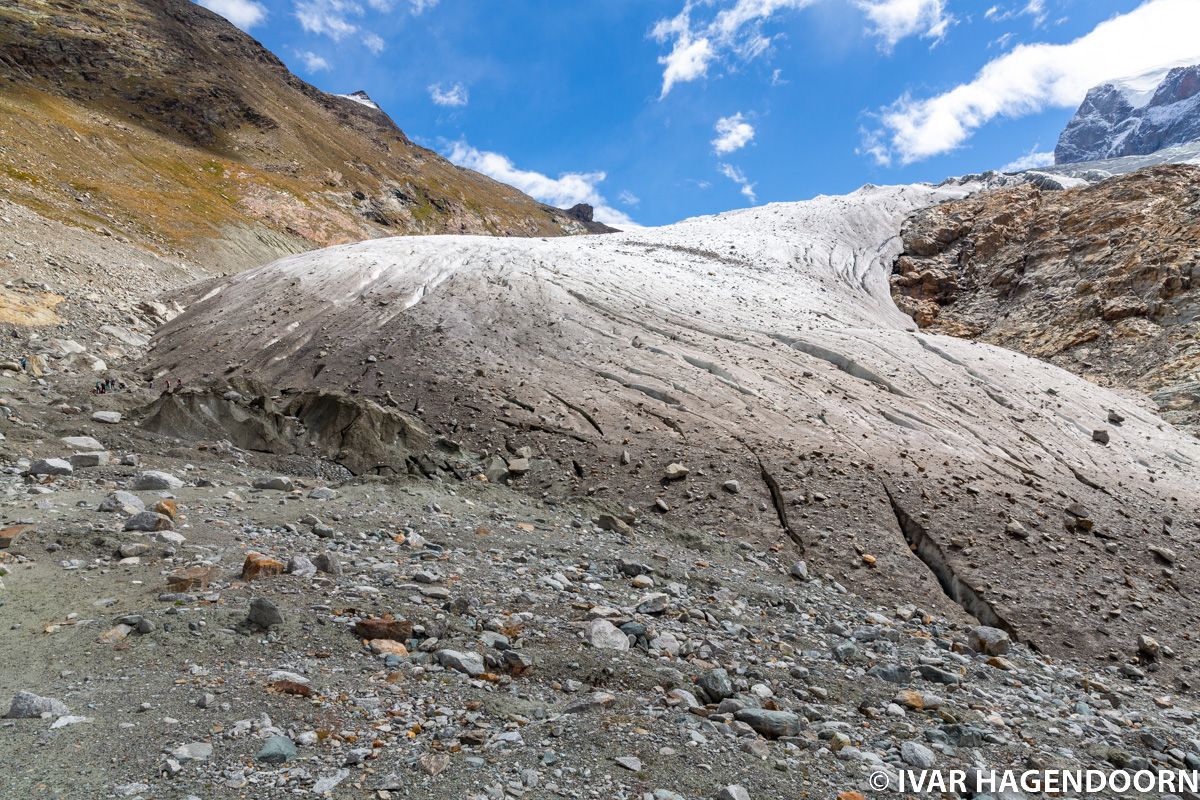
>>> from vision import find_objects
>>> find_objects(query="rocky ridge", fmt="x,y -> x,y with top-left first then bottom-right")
891,163 -> 1200,432
1056,62 -> 1200,165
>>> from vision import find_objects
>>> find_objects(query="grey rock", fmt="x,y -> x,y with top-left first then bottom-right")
483,455 -> 509,483
247,598 -> 283,628
61,435 -> 104,451
313,770 -> 350,793
6,691 -> 69,719
287,555 -> 317,577
663,462 -> 689,480
917,664 -> 960,685
313,552 -> 342,575
256,735 -> 297,764
437,649 -> 485,677
131,470 -> 183,490
92,411 -> 122,424
118,542 -> 150,558
562,691 -> 616,714
100,491 -> 145,515
968,625 -> 1012,656
28,458 -> 72,476
901,740 -> 936,768
868,663 -> 912,684
586,618 -> 630,651
636,592 -> 669,614
734,708 -> 803,739
716,787 -> 751,800
697,668 -> 734,702
70,451 -> 110,469
253,476 -> 295,491
170,742 -> 213,763
123,511 -> 173,532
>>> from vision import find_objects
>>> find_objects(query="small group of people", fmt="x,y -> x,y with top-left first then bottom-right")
92,377 -> 127,395
157,377 -> 184,393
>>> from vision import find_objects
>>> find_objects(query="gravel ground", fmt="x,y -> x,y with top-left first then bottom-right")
2,372 -> 1198,800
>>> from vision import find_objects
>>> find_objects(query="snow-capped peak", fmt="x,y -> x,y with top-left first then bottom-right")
336,90 -> 380,111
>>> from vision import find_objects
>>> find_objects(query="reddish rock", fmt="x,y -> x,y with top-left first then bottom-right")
352,617 -> 412,642
0,523 -> 30,549
241,552 -> 286,582
167,565 -> 222,591
153,499 -> 179,519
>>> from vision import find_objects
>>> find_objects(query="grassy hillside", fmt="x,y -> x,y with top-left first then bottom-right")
0,0 -> 594,271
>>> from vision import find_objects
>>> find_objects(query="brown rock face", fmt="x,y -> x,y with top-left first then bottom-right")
891,164 -> 1200,431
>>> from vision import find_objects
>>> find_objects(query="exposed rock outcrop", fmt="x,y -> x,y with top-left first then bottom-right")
891,164 -> 1200,431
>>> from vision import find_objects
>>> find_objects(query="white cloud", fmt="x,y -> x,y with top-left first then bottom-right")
866,0 -> 1200,165
428,82 -> 469,107
295,0 -> 362,39
652,0 -> 817,98
657,32 -> 716,99
712,112 -> 756,154
719,163 -> 757,202
294,0 -> 435,42
444,141 -> 636,227
196,0 -> 267,30
1001,146 -> 1054,172
362,32 -> 386,54
619,190 -> 641,207
853,0 -> 955,51
297,51 -> 331,72
365,0 -> 438,10
985,0 -> 1047,25
1023,0 -> 1048,26
652,0 -> 951,97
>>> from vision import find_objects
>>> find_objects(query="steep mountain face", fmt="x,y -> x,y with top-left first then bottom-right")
1056,63 -> 1200,165
891,164 -> 1200,431
0,0 -> 595,272
148,182 -> 1200,670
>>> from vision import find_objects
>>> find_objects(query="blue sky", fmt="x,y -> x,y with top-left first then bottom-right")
197,0 -> 1200,226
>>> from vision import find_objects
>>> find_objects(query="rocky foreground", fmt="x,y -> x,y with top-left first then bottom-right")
2,373 -> 1199,800
5,156 -> 1200,799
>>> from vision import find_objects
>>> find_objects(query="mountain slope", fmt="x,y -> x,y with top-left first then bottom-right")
148,182 -> 1200,671
0,0 -> 597,272
1056,62 -> 1200,165
891,164 -> 1200,432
